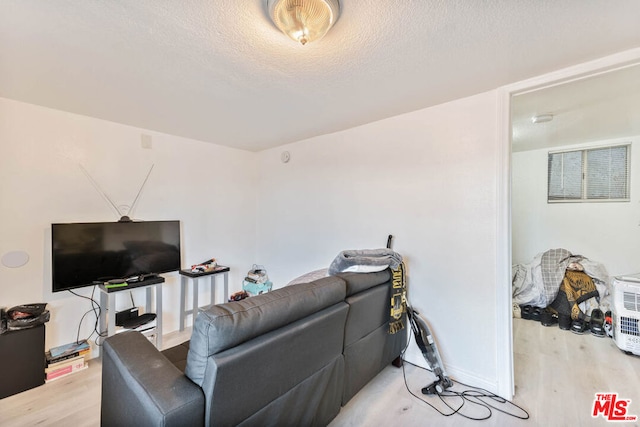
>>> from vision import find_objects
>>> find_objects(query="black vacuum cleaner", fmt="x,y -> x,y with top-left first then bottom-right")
385,234 -> 452,395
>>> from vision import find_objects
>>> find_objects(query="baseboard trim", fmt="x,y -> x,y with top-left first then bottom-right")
402,346 -> 499,396
444,365 -> 498,395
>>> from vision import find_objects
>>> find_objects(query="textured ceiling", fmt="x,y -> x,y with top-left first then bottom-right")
512,64 -> 640,153
1,1 -> 640,151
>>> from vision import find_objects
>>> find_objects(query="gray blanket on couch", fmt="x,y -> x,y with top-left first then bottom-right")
328,249 -> 403,275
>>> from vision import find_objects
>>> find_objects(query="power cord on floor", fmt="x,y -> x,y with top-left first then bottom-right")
399,348 -> 530,421
67,285 -> 108,346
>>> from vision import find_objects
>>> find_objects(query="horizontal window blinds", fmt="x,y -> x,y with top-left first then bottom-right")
548,144 -> 629,202
586,145 -> 628,199
548,150 -> 582,200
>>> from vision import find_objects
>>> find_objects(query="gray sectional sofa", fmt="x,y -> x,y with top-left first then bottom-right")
100,269 -> 407,426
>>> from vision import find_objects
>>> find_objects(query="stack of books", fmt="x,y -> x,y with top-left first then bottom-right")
45,340 -> 90,382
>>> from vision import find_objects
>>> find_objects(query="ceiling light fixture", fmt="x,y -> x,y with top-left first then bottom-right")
267,0 -> 340,45
531,113 -> 554,124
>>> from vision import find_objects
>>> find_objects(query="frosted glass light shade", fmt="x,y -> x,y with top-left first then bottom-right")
268,0 -> 340,45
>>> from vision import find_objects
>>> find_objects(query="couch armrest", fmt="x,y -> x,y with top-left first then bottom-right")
101,331 -> 204,427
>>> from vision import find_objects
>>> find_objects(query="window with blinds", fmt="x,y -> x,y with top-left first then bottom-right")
548,144 -> 630,202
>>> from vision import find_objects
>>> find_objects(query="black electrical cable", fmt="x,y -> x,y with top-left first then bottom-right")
399,299 -> 530,421
401,365 -> 465,417
400,345 -> 466,418
400,356 -> 530,421
67,286 -> 108,346
450,378 -> 530,420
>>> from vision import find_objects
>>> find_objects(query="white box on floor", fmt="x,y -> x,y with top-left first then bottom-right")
612,275 -> 640,356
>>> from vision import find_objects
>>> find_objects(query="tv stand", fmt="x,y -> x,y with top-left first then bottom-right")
98,277 -> 165,349
103,276 -> 164,292
178,266 -> 230,331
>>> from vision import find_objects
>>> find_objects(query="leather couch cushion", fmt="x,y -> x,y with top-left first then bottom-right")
101,332 -> 205,426
342,320 -> 407,404
204,303 -> 348,426
162,340 -> 190,372
344,284 -> 390,347
185,276 -> 346,386
336,270 -> 391,296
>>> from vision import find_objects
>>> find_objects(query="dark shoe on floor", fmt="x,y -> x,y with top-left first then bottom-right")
590,309 -> 606,337
558,314 -> 572,330
531,307 -> 542,322
520,305 -> 532,320
541,308 -> 558,327
571,318 -> 589,334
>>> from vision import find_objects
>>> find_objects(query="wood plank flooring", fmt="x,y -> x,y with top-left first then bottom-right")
1,319 -> 639,426
331,318 -> 640,426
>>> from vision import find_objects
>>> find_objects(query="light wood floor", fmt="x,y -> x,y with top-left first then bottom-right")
1,319 -> 639,426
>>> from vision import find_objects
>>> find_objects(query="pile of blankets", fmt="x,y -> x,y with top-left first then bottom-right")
512,248 -> 611,316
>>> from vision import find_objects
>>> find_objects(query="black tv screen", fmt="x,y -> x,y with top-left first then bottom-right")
51,220 -> 181,292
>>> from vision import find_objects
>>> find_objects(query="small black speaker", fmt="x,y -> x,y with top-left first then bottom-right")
115,307 -> 139,327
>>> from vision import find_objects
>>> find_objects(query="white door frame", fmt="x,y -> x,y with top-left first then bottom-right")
495,47 -> 640,399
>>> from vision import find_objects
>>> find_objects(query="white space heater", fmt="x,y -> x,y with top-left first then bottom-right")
612,275 -> 640,356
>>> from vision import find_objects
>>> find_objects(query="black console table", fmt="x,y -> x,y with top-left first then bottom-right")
98,277 -> 165,349
0,324 -> 45,399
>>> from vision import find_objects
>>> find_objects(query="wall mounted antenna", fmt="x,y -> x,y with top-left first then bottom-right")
79,163 -> 155,222
121,164 -> 155,222
79,164 -> 122,219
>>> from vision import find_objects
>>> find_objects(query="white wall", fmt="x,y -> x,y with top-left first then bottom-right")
0,91 -> 506,392
0,98 -> 257,352
256,91 -> 502,391
512,136 -> 640,277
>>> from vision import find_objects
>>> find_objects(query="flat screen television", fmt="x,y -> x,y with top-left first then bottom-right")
51,220 -> 181,292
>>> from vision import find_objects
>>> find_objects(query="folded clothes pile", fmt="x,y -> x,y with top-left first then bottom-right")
513,252 -> 613,339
